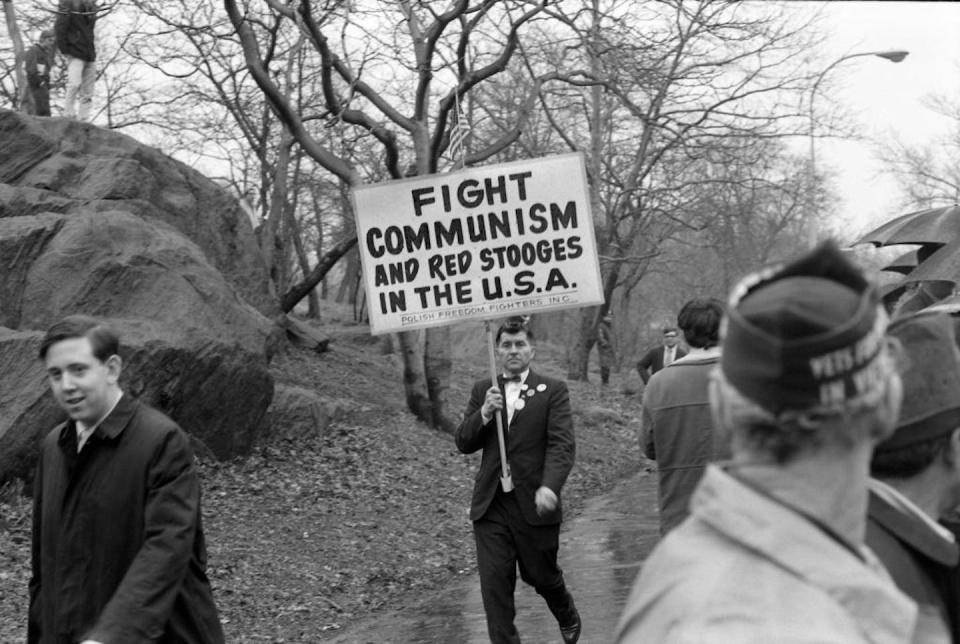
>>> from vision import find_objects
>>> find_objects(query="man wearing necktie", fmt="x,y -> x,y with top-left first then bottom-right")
456,318 -> 580,643
636,326 -> 687,384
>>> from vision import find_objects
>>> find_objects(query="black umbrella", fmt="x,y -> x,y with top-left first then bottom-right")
881,249 -> 918,275
896,241 -> 960,285
856,204 -> 960,247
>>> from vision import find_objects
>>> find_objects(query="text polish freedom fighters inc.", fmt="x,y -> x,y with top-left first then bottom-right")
352,154 -> 603,334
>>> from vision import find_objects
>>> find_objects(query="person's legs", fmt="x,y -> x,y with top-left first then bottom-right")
600,366 -> 610,384
77,60 -> 96,121
474,494 -> 521,644
513,518 -> 580,640
63,56 -> 85,118
35,87 -> 51,117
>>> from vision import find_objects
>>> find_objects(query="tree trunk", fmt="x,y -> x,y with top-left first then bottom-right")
424,325 -> 455,433
4,0 -> 26,110
284,200 -> 319,317
336,248 -> 360,304
281,235 -> 358,313
261,130 -> 293,299
568,260 -> 622,380
567,309 -> 596,381
397,329 -> 433,423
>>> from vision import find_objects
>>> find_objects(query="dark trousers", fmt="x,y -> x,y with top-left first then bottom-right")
473,489 -> 576,643
24,85 -> 51,116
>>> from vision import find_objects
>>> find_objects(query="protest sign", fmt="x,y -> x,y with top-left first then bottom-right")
352,152 -> 603,335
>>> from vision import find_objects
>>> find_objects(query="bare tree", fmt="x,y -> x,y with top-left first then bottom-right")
879,91 -> 960,209
517,0 -> 819,379
223,0 -> 550,431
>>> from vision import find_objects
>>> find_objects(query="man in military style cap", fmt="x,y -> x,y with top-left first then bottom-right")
617,241 -> 919,643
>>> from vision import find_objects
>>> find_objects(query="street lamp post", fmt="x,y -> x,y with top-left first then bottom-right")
807,50 -> 909,245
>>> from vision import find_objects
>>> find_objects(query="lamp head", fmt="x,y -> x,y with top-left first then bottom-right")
876,50 -> 909,63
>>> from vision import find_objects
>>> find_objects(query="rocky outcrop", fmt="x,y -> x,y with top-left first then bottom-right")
0,109 -> 281,481
0,111 -> 274,313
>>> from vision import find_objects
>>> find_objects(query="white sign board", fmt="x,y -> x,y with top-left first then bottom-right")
352,153 -> 604,335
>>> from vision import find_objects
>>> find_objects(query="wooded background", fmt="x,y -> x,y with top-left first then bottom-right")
4,0 -> 954,432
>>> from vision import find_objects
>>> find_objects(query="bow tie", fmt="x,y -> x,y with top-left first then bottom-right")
499,374 -> 522,384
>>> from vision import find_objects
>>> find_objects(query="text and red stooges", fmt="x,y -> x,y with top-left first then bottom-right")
352,153 -> 604,334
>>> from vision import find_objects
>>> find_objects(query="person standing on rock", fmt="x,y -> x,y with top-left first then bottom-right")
617,242 -> 919,642
54,0 -> 99,121
641,297 -> 728,535
456,317 -> 581,644
22,29 -> 56,117
28,315 -> 225,644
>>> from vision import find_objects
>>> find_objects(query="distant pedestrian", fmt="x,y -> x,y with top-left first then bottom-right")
54,0 -> 99,121
22,29 -> 56,116
641,297 -> 727,534
636,326 -> 686,385
29,315 -> 225,643
867,311 -> 960,642
456,317 -> 581,644
596,312 -> 615,385
616,242 -> 917,642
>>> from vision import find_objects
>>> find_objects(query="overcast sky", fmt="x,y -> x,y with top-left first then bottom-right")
803,1 -> 960,242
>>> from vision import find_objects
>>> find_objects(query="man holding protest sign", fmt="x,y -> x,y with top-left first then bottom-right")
456,317 -> 580,644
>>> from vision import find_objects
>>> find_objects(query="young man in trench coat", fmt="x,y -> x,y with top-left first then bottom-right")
29,315 -> 224,643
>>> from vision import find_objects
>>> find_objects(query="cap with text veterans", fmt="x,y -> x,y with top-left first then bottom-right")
721,241 -> 887,413
876,311 -> 960,452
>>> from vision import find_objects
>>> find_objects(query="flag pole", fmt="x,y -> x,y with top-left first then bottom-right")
485,320 -> 513,492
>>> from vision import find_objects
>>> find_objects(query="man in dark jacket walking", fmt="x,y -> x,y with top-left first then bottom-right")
867,311 -> 960,643
456,318 -> 580,643
29,315 -> 224,643
54,0 -> 99,121
23,30 -> 56,116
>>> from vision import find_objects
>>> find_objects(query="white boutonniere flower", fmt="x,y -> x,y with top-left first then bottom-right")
514,398 -> 526,410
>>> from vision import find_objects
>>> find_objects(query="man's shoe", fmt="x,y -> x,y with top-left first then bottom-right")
559,611 -> 581,644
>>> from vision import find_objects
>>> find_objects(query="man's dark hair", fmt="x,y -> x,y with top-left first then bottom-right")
871,432 -> 954,479
495,317 -> 534,345
39,315 -> 119,362
677,298 -> 724,349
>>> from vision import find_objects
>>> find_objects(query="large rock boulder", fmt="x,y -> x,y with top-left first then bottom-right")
0,110 -> 274,313
0,109 -> 281,481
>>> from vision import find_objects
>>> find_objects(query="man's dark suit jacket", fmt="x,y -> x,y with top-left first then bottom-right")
636,345 -> 688,383
865,489 -> 959,642
455,371 -> 575,526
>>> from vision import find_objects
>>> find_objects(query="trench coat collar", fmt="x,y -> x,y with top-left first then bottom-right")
94,392 -> 138,440
693,464 -> 917,644
58,393 -> 137,443
869,482 -> 959,566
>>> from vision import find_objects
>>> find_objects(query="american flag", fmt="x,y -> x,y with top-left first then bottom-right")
449,104 -> 469,165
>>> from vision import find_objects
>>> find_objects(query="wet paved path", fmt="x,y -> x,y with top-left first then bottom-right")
328,471 -> 661,643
